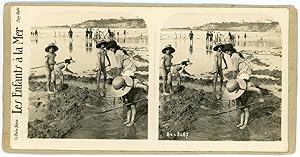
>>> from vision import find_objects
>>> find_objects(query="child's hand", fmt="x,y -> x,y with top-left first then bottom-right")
259,98 -> 264,103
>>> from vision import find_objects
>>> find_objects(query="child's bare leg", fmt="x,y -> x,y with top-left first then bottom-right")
237,110 -> 244,128
124,105 -> 131,125
96,71 -> 101,90
168,74 -> 173,94
239,108 -> 249,129
126,105 -> 136,126
47,74 -> 51,92
53,81 -> 57,92
162,76 -> 168,94
219,72 -> 224,92
103,70 -> 107,89
213,73 -> 218,92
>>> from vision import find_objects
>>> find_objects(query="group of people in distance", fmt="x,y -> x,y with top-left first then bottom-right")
44,39 -> 148,127
160,42 -> 264,130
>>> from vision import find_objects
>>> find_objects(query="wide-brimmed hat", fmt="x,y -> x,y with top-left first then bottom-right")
222,79 -> 247,101
96,40 -> 108,48
213,43 -> 225,51
182,58 -> 193,65
222,43 -> 236,52
45,43 -> 59,52
109,76 -> 133,97
65,56 -> 75,63
106,40 -> 118,49
162,44 -> 175,54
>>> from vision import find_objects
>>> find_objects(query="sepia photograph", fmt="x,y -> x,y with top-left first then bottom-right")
159,13 -> 282,141
27,10 -> 149,139
3,4 -> 295,153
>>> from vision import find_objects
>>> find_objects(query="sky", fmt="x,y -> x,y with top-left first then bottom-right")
31,7 -> 137,27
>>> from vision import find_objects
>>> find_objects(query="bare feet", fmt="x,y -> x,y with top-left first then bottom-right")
236,123 -> 244,128
47,91 -> 54,94
123,120 -> 130,125
126,122 -> 134,127
163,92 -> 171,96
239,125 -> 247,130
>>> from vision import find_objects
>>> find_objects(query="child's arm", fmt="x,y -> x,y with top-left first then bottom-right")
222,56 -> 228,69
63,65 -> 76,74
105,52 -> 111,66
45,55 -> 50,68
247,86 -> 264,102
135,83 -> 148,92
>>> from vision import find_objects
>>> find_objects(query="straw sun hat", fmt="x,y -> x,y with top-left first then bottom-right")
162,44 -> 175,54
222,79 -> 247,101
45,43 -> 59,52
109,76 -> 133,97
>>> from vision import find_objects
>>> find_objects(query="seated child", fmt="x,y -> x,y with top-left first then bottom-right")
222,79 -> 264,130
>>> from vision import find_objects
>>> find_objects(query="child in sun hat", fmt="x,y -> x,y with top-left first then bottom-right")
51,56 -> 76,92
109,76 -> 148,127
45,43 -> 58,94
222,79 -> 264,130
161,44 -> 175,95
95,40 -> 111,90
212,43 -> 228,92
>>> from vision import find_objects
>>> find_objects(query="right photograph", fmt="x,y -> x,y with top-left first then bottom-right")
159,13 -> 282,141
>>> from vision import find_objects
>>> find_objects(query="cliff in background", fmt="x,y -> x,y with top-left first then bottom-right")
166,22 -> 281,32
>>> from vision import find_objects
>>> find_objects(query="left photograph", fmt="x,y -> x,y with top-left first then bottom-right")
28,11 -> 149,139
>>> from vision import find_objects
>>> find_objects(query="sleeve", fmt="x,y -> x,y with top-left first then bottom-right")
133,79 -> 142,88
231,53 -> 239,71
115,51 -> 123,69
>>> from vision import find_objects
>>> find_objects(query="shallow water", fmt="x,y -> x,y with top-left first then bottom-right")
160,30 -> 281,76
30,28 -> 148,75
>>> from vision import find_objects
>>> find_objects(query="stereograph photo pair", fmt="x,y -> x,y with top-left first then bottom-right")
2,3 -> 297,153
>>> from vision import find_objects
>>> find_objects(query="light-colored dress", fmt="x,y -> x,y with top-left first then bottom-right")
231,53 -> 252,80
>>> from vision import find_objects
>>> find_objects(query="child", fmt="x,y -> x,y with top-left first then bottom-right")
212,44 -> 228,92
110,76 -> 148,127
45,43 -> 58,94
51,56 -> 76,92
222,79 -> 264,130
170,58 -> 193,86
95,40 -> 111,90
161,44 -> 175,95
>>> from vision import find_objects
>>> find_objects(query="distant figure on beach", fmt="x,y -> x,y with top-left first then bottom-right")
161,44 -> 175,95
223,79 -> 264,129
106,40 -> 137,77
244,33 -> 247,40
68,28 -> 73,39
222,43 -> 252,80
189,30 -> 194,45
35,30 -> 38,36
51,56 -> 76,92
89,28 -> 93,39
124,30 -> 126,37
212,43 -> 228,92
171,59 -> 193,87
44,43 -> 58,94
85,28 -> 89,39
110,76 -> 148,127
94,40 -> 111,91
206,31 -> 210,41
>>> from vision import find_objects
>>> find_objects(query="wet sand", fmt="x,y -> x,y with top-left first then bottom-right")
28,81 -> 148,139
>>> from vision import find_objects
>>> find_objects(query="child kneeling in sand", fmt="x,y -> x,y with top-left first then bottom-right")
222,79 -> 264,129
110,75 -> 148,127
51,56 -> 76,92
170,58 -> 194,86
